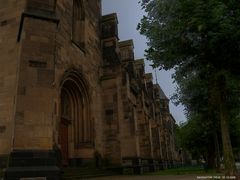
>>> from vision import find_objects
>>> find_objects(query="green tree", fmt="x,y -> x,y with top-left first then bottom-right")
138,0 -> 240,175
173,68 -> 220,168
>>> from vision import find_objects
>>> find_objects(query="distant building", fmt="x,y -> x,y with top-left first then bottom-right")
0,0 -> 178,178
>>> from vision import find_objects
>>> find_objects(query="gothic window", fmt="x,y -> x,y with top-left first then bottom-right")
72,0 -> 85,49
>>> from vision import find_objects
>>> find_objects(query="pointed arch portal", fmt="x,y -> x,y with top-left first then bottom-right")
59,70 -> 92,165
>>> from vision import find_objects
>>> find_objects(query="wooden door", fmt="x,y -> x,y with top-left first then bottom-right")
59,121 -> 69,166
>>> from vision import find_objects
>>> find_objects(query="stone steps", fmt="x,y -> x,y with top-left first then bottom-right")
61,167 -> 119,180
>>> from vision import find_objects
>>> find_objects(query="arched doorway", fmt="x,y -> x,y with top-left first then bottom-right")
59,70 -> 92,166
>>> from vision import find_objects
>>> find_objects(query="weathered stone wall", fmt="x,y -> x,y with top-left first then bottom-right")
11,0 -> 59,151
0,0 -> 178,168
0,0 -> 103,160
54,0 -> 103,159
118,40 -> 139,159
136,93 -> 152,158
13,16 -> 58,150
0,0 -> 26,155
101,75 -> 122,164
101,13 -> 121,165
26,0 -> 56,11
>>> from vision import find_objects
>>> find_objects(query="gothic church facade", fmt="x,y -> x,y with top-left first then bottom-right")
0,0 -> 178,174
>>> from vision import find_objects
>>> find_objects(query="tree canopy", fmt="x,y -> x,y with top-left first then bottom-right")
138,0 -> 240,73
138,0 -> 240,175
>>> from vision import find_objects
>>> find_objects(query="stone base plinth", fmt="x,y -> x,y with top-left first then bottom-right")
4,150 -> 60,180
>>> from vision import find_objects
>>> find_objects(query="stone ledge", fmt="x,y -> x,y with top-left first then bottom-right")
17,10 -> 59,42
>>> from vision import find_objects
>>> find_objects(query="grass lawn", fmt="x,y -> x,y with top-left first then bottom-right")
147,166 -> 222,176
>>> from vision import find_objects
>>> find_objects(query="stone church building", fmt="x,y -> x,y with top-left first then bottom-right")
0,0 -> 178,178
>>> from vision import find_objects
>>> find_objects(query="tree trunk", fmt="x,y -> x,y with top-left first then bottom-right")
208,76 -> 220,171
214,132 -> 221,172
207,142 -> 215,169
217,74 -> 236,176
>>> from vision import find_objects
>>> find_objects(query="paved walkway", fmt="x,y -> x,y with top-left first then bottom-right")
89,175 -> 199,180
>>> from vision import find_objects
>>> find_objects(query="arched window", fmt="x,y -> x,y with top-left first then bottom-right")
72,0 -> 85,48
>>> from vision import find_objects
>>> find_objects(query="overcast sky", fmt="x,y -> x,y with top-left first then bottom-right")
102,0 -> 186,124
